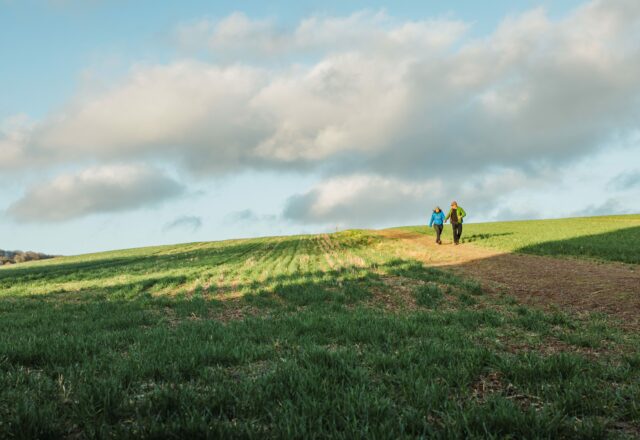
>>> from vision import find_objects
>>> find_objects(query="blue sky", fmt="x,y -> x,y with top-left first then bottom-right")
1,0 -> 639,255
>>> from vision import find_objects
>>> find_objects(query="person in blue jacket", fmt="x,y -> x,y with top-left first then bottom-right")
429,206 -> 445,245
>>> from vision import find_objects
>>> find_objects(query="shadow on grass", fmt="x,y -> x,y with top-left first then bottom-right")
381,226 -> 640,325
462,232 -> 514,243
516,225 -> 640,264
411,223 -> 640,264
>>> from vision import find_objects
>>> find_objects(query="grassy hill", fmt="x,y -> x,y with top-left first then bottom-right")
0,215 -> 639,438
402,214 -> 640,264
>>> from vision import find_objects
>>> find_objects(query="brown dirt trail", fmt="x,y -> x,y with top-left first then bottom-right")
377,229 -> 640,326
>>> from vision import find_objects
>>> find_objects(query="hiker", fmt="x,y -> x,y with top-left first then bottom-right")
445,201 -> 466,245
429,206 -> 445,245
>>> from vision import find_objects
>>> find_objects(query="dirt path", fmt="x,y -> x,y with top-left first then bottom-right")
378,229 -> 640,327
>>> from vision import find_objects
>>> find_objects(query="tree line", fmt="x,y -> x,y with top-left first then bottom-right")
0,250 -> 55,265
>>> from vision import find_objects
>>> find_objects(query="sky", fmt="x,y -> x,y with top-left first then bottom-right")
1,0 -> 639,255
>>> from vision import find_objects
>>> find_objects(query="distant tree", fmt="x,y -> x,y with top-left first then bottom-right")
0,249 -> 55,265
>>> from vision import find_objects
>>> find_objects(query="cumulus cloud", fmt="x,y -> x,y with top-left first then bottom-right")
2,1 -> 640,224
283,170 -> 544,226
175,13 -> 285,56
284,175 -> 439,225
174,11 -> 468,57
608,170 -> 640,190
226,209 -> 278,224
292,11 -> 468,53
163,215 -> 203,232
7,165 -> 184,222
0,115 -> 41,170
34,62 -> 271,174
5,0 -> 637,182
572,198 -> 632,217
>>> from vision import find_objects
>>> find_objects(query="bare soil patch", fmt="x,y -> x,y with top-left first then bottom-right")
471,371 -> 544,411
378,230 -> 640,328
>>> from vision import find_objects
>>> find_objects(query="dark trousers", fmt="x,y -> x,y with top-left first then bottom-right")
434,224 -> 443,243
452,223 -> 463,243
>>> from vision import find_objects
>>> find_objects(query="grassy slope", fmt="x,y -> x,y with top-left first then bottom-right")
0,221 -> 639,438
401,214 -> 640,264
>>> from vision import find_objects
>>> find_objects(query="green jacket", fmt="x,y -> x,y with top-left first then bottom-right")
445,206 -> 466,223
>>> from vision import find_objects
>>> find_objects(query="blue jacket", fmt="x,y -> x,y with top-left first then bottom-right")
429,211 -> 445,227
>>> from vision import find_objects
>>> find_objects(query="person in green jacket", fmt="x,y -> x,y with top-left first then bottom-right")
445,201 -> 466,245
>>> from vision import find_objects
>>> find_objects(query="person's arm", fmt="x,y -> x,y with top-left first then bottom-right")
429,213 -> 434,227
459,207 -> 467,220
444,209 -> 451,223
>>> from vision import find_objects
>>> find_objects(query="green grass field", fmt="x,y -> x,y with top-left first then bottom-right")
401,214 -> 640,264
1,216 -> 639,438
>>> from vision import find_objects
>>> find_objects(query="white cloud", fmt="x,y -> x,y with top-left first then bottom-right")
572,198 -> 632,217
251,52 -> 411,162
163,215 -> 203,232
7,165 -> 184,222
2,1 -> 640,224
7,1 -> 633,178
283,170 -> 543,226
0,115 -> 39,170
35,62 -> 270,173
292,11 -> 468,55
608,170 -> 640,190
225,209 -> 278,224
174,11 -> 468,57
283,175 -> 436,226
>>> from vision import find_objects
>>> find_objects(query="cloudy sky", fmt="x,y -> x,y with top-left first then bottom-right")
1,0 -> 639,255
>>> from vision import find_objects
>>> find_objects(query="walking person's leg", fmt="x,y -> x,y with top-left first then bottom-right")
453,223 -> 462,244
435,225 -> 442,244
